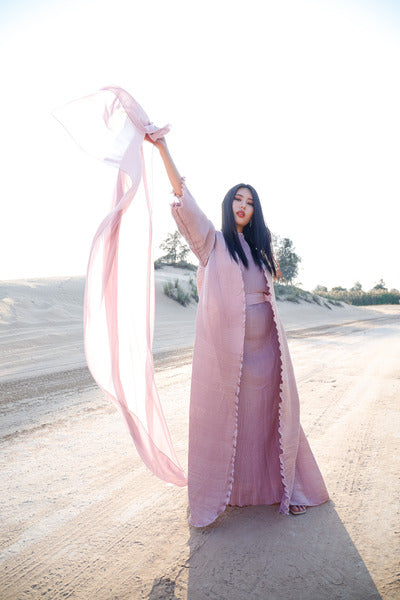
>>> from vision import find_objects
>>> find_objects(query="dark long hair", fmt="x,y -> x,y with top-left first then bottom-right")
222,183 -> 278,278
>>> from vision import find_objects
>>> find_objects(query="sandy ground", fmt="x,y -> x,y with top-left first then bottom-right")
0,275 -> 399,599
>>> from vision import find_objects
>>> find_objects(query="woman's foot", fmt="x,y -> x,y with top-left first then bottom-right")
289,504 -> 307,515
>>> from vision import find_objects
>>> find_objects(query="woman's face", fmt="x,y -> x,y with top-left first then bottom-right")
232,187 -> 254,232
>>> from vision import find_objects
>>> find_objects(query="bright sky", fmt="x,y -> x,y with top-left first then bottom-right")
1,0 -> 399,292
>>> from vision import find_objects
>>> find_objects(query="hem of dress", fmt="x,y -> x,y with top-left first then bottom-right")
188,496 -> 330,527
228,495 -> 330,510
228,500 -> 282,508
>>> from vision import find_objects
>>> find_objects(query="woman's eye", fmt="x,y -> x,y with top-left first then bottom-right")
234,197 -> 253,204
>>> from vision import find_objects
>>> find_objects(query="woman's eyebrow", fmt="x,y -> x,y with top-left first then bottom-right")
234,193 -> 253,202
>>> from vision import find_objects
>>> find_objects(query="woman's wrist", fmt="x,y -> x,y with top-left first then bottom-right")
147,136 -> 182,195
157,139 -> 168,154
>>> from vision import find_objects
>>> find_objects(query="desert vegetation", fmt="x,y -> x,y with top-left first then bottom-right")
156,232 -> 399,307
313,280 -> 400,306
154,231 -> 197,272
162,276 -> 199,306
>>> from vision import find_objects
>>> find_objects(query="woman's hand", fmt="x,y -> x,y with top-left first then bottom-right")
144,134 -> 167,151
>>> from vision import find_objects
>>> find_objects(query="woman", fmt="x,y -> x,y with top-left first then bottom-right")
146,134 -> 330,528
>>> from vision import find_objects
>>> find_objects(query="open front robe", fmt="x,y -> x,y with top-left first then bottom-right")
171,180 -> 329,528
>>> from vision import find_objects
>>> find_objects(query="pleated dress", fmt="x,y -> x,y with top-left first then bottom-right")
229,232 -> 307,507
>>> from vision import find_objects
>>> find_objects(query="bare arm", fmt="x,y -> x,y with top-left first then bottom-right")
145,135 -> 183,196
145,134 -> 215,266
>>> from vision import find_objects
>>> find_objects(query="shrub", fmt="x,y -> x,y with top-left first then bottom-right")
163,279 -> 191,306
286,295 -> 300,303
317,289 -> 400,306
327,299 -> 342,306
189,277 -> 199,303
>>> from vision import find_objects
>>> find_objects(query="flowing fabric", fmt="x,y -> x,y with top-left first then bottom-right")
53,87 -> 187,486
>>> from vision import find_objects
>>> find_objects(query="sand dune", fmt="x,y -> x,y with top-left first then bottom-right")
0,270 -> 389,381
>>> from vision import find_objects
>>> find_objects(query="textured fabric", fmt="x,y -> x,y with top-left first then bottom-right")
229,300 -> 283,506
230,234 -> 327,508
53,87 -> 187,486
239,233 -> 272,302
171,183 -> 329,527
229,234 -> 282,506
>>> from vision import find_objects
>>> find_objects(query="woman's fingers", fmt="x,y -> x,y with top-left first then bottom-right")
144,134 -> 166,148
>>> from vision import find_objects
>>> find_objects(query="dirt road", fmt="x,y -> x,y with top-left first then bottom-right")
1,306 -> 399,599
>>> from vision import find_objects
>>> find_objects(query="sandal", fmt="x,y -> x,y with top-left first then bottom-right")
289,504 -> 307,515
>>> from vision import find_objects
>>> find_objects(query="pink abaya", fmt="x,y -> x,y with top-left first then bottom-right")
171,182 -> 329,526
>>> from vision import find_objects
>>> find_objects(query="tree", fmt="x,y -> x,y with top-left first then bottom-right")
275,236 -> 301,285
159,231 -> 190,264
330,286 -> 347,293
350,281 -> 363,292
371,279 -> 387,292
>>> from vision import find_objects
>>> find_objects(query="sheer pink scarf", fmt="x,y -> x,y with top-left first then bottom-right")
53,86 -> 187,486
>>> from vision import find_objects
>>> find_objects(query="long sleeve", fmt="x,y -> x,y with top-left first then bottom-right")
171,179 -> 216,267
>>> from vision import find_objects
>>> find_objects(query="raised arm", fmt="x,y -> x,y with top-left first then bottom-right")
145,135 -> 183,196
145,136 -> 215,266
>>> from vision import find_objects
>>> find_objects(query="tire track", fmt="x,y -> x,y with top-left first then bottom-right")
1,309 -> 399,599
